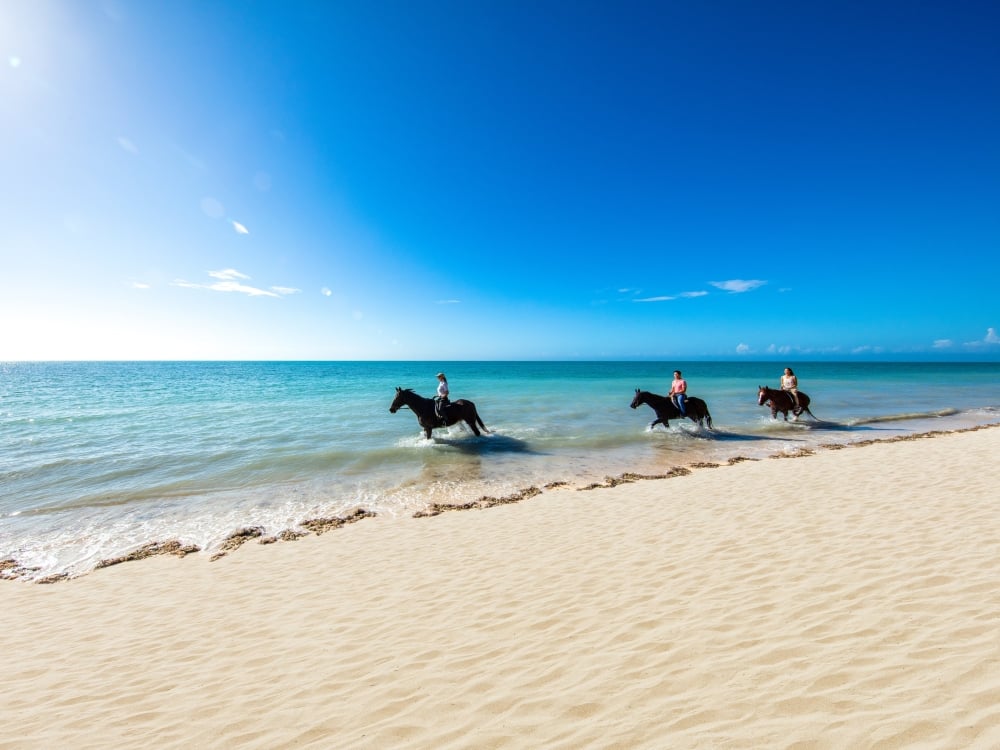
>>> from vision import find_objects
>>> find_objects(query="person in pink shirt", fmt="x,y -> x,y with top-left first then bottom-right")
668,370 -> 688,417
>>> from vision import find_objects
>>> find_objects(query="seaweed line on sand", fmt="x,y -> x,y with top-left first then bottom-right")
97,540 -> 201,569
770,448 -> 816,459
578,467 -> 692,491
212,508 -> 377,559
299,508 -> 376,536
414,487 -> 544,518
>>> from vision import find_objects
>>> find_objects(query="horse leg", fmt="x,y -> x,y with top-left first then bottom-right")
466,418 -> 481,436
476,414 -> 489,434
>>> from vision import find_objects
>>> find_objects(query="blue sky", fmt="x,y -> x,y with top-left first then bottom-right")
2,0 -> 998,361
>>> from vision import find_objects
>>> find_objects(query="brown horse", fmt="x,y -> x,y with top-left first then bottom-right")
757,386 -> 816,421
630,389 -> 713,429
389,387 -> 489,440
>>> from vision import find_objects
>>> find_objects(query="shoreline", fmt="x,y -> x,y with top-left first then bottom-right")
3,422 -> 999,584
2,423 -> 998,747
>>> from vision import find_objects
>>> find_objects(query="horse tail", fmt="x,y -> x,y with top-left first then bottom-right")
704,404 -> 713,430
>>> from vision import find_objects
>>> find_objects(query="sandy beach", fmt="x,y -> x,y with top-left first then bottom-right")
2,426 -> 998,749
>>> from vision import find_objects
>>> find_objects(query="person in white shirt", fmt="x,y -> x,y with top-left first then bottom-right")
781,367 -> 799,408
434,372 -> 449,421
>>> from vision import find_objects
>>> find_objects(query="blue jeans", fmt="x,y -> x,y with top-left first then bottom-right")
673,393 -> 687,416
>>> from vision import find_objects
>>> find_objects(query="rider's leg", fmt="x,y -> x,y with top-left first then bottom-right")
676,393 -> 687,417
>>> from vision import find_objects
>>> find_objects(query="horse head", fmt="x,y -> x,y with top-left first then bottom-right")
757,386 -> 770,406
389,387 -> 410,413
630,389 -> 645,409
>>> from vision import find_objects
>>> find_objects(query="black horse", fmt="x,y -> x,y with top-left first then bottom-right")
758,386 -> 816,421
630,389 -> 714,430
389,387 -> 490,440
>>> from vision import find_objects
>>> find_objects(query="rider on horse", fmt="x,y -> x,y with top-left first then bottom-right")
781,367 -> 800,409
434,372 -> 450,424
668,370 -> 688,417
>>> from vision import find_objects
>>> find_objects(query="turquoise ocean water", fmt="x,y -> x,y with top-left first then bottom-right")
2,361 -> 999,581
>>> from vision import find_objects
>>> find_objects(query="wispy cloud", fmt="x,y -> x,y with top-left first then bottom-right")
933,339 -> 954,349
736,343 -> 751,354
710,279 -> 766,293
435,299 -> 461,304
231,220 -> 249,235
172,144 -> 206,171
208,281 -> 278,297
321,288 -> 333,297
117,136 -> 138,155
209,269 -> 249,281
173,269 -> 295,298
633,290 -> 706,302
130,281 -> 151,290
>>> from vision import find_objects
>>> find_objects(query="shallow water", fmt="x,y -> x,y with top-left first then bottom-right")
2,361 -> 999,580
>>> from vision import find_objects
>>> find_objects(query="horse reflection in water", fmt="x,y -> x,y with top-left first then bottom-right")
389,387 -> 490,440
758,386 -> 817,421
630,389 -> 714,430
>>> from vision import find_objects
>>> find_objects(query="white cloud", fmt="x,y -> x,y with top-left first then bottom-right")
933,339 -> 954,349
435,299 -> 461,304
208,281 -> 278,297
680,290 -> 708,298
964,327 -> 1000,347
321,288 -> 332,297
634,295 -> 676,302
130,281 -> 151,289
232,220 -> 249,234
736,343 -> 751,354
172,269 -> 294,298
209,269 -> 250,281
9,56 -> 21,69
709,279 -> 766,293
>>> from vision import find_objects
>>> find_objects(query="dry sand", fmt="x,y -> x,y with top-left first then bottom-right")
2,426 -> 998,749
